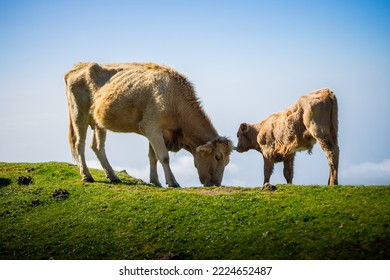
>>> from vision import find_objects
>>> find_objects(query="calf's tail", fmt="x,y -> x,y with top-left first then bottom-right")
328,89 -> 339,145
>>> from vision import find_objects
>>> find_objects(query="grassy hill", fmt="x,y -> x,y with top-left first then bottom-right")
1,162 -> 389,260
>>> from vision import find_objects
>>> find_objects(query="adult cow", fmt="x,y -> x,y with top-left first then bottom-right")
65,62 -> 233,187
236,88 -> 339,185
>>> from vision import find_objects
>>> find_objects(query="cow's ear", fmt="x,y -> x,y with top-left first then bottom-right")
217,137 -> 233,155
240,123 -> 249,133
196,143 -> 213,154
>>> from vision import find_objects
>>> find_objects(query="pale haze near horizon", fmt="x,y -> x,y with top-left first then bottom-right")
1,0 -> 389,186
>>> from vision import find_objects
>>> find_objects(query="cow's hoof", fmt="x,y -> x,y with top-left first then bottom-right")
168,183 -> 181,188
150,181 -> 163,187
110,178 -> 122,183
82,176 -> 95,183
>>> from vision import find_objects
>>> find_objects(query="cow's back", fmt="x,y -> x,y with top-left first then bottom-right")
91,63 -> 198,134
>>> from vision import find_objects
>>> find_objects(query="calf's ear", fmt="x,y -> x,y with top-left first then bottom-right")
240,123 -> 249,133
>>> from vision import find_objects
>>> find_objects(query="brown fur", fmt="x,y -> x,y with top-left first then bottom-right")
65,62 -> 233,187
236,88 -> 339,185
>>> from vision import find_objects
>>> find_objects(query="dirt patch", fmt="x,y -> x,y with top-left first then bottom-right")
52,189 -> 69,200
31,199 -> 42,206
18,176 -> 33,185
184,187 -> 245,195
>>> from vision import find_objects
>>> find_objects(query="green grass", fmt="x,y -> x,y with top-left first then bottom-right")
1,162 -> 389,260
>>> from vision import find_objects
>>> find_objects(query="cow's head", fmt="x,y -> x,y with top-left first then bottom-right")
236,122 -> 252,153
194,137 -> 233,186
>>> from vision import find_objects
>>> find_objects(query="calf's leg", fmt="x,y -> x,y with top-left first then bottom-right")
90,125 -> 121,183
305,103 -> 339,185
317,138 -> 339,185
283,153 -> 295,184
263,157 -> 275,186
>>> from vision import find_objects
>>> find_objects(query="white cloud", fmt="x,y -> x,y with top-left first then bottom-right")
223,161 -> 248,186
341,159 -> 390,185
169,155 -> 199,186
86,160 -> 102,170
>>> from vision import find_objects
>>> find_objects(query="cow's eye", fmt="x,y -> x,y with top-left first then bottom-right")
215,154 -> 222,161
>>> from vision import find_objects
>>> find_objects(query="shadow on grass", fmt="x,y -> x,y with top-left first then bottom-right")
91,177 -> 157,188
0,178 -> 12,187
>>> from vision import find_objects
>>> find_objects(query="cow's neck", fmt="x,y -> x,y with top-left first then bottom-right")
179,110 -> 219,155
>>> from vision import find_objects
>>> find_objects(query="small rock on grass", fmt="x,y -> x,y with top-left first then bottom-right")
18,176 -> 33,185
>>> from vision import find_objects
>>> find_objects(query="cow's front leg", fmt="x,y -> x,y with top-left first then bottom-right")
146,131 -> 180,188
148,143 -> 162,187
263,157 -> 275,186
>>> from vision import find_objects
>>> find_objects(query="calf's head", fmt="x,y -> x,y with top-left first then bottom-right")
194,137 -> 233,186
236,122 -> 252,153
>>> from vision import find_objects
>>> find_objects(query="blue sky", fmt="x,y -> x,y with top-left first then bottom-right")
1,0 -> 389,186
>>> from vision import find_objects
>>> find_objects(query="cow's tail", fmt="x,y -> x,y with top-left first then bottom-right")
327,89 -> 339,145
65,78 -> 78,162
68,111 -> 78,162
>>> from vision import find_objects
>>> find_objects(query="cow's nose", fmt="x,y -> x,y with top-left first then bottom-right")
203,180 -> 220,187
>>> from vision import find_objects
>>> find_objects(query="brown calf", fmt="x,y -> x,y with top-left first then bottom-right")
236,88 -> 339,185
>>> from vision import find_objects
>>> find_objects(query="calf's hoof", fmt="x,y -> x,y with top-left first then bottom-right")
262,182 -> 277,191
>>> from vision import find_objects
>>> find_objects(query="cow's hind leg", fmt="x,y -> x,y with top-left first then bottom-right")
283,153 -> 295,184
70,114 -> 94,182
148,143 -> 162,186
90,125 -> 121,183
316,138 -> 339,185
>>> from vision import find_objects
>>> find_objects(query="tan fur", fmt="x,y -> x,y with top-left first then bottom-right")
65,62 -> 232,186
236,88 -> 339,185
